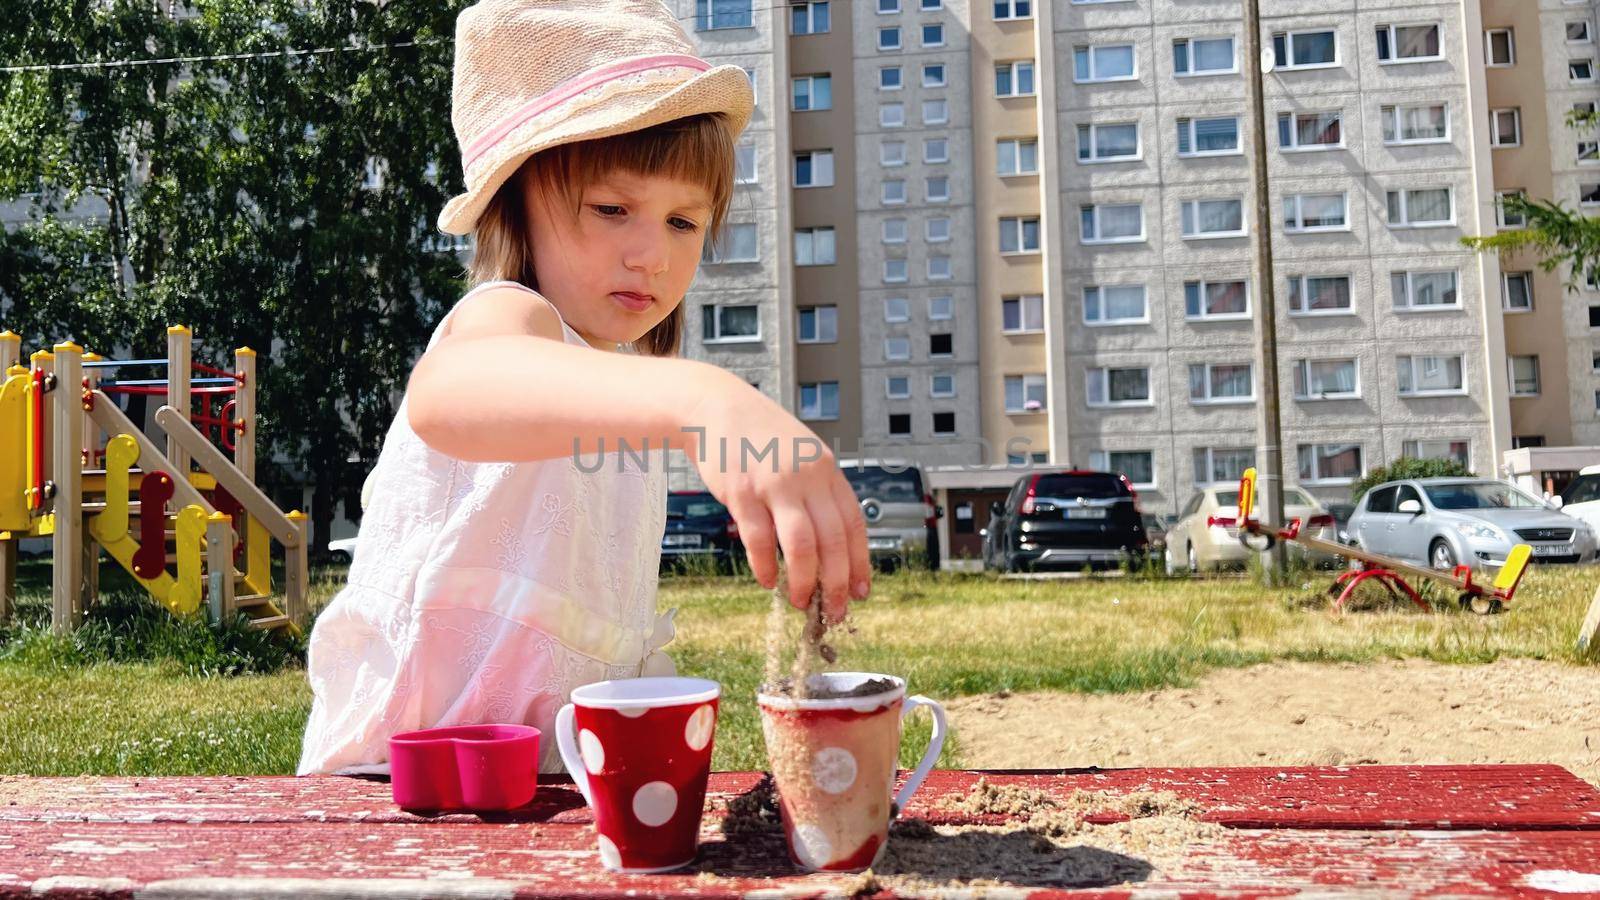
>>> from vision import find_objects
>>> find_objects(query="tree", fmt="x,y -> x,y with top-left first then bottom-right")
0,0 -> 468,553
1350,457 -> 1475,502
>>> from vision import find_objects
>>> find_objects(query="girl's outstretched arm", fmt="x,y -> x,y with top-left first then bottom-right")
407,285 -> 871,618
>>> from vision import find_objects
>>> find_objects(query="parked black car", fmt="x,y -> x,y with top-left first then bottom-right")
982,470 -> 1148,572
660,491 -> 744,573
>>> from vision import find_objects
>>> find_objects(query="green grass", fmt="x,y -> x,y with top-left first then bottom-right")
2,559 -> 1596,775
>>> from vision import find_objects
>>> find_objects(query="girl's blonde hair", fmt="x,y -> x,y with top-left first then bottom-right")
467,113 -> 737,357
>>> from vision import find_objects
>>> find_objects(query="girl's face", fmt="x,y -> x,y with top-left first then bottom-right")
526,170 -> 713,351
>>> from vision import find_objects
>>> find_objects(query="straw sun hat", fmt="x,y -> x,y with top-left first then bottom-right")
437,0 -> 755,235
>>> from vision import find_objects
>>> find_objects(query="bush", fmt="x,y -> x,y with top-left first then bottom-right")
1350,457 -> 1475,502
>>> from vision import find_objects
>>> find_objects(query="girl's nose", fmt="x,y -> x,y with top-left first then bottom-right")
623,226 -> 670,276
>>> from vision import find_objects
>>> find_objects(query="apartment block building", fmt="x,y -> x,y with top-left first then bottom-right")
677,0 -> 1600,543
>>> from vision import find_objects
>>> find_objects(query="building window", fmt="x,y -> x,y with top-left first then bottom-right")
1080,203 -> 1144,243
1581,182 -> 1600,206
1288,274 -> 1353,314
1570,21 -> 1594,43
1194,447 -> 1255,486
930,372 -> 955,397
797,305 -> 838,343
794,227 -> 836,266
878,0 -> 899,12
889,413 -> 912,436
928,255 -> 952,279
1580,140 -> 1599,163
883,258 -> 908,282
922,63 -> 946,87
996,60 -> 1037,96
1571,59 -> 1595,82
1002,294 -> 1045,333
928,296 -> 954,320
1083,285 -> 1148,325
1397,354 -> 1466,396
1497,190 -> 1527,228
1073,44 -> 1136,82
921,23 -> 945,47
930,333 -> 953,357
1005,374 -> 1048,413
882,179 -> 906,205
1503,272 -> 1533,311
1176,116 -> 1241,156
924,138 -> 949,163
921,0 -> 941,10
932,411 -> 957,436
799,381 -> 840,421
1181,198 -> 1246,238
1294,358 -> 1359,399
702,222 -> 758,263
1509,356 -> 1541,396
926,176 -> 950,202
926,217 -> 951,242
1376,23 -> 1442,63
878,26 -> 902,51
884,297 -> 910,322
734,142 -> 758,184
1381,103 -> 1448,143
1173,36 -> 1237,76
791,1 -> 830,35
1283,192 -> 1348,232
921,99 -> 949,125
1077,122 -> 1140,162
1485,28 -> 1515,66
1490,108 -> 1522,147
994,0 -> 1031,20
701,304 -> 760,342
880,103 -> 905,128
999,216 -> 1042,254
1278,111 -> 1343,150
695,0 -> 752,30
794,150 -> 834,187
881,140 -> 906,166
1188,362 -> 1254,403
1086,366 -> 1153,407
792,75 -> 832,111
1184,279 -> 1249,320
742,67 -> 758,106
885,337 -> 911,361
997,138 -> 1040,175
1386,187 -> 1454,227
1392,270 -> 1460,309
882,217 -> 907,244
1273,29 -> 1338,68
1298,443 -> 1363,484
1402,439 -> 1470,467
886,376 -> 911,400
1091,450 -> 1155,487
879,65 -> 903,90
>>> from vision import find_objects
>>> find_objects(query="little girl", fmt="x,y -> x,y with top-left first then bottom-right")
298,0 -> 871,775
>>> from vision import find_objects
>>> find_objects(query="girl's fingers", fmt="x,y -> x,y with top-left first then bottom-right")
724,491 -> 778,589
805,491 -> 851,623
830,473 -> 873,602
771,500 -> 820,611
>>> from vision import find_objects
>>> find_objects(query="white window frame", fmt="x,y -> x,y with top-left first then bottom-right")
798,381 -> 840,421
927,255 -> 952,280
797,305 -> 838,344
926,175 -> 950,202
994,0 -> 1031,20
1073,44 -> 1137,83
929,296 -> 953,320
923,138 -> 949,163
882,217 -> 907,244
793,149 -> 834,188
1298,443 -> 1364,485
1089,450 -> 1156,490
999,216 -> 1042,254
1173,36 -> 1238,77
1386,187 -> 1455,228
1188,362 -> 1255,404
884,297 -> 910,322
1175,116 -> 1243,157
1580,139 -> 1600,163
1571,58 -> 1596,82
884,337 -> 912,361
880,103 -> 905,128
1277,110 -> 1345,151
1402,439 -> 1471,468
1502,271 -> 1533,312
1490,108 -> 1522,147
931,411 -> 958,437
885,375 -> 912,400
1392,269 -> 1461,311
702,222 -> 759,264
1508,355 -> 1541,397
922,63 -> 947,87
926,217 -> 951,243
1484,28 -> 1515,66
878,26 -> 902,51
883,258 -> 909,282
1181,198 -> 1248,239
1001,293 -> 1045,334
1283,192 -> 1349,233
921,98 -> 949,125
791,74 -> 832,112
1194,447 -> 1256,486
734,142 -> 758,184
1184,279 -> 1251,321
1004,374 -> 1049,414
1083,284 -> 1150,326
794,226 -> 836,266
921,22 -> 945,48
702,304 -> 762,343
1580,182 -> 1600,207
1293,358 -> 1360,400
881,140 -> 907,167
997,137 -> 1040,175
1085,366 -> 1154,408
1273,29 -> 1340,70
791,0 -> 831,35
878,0 -> 899,12
1079,202 -> 1145,244
1497,190 -> 1527,229
1287,274 -> 1354,316
1380,103 -> 1450,145
879,65 -> 903,90
1397,354 -> 1467,397
995,60 -> 1037,96
929,333 -> 955,358
882,178 -> 907,205
1076,122 -> 1141,163
930,372 -> 956,398
1570,20 -> 1594,44
1376,23 -> 1444,64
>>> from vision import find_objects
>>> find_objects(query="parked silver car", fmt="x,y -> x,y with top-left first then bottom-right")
838,459 -> 941,570
1347,478 -> 1598,570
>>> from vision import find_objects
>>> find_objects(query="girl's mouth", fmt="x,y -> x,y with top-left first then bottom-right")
611,292 -> 655,313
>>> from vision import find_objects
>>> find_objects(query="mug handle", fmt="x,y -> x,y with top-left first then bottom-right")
892,694 -> 947,817
553,703 -> 594,806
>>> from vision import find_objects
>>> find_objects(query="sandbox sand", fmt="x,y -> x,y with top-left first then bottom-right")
946,658 -> 1600,786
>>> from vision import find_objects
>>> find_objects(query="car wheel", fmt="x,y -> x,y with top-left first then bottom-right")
1430,539 -> 1457,571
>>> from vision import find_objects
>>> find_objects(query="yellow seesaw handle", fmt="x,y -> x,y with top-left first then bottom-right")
1238,467 -> 1258,524
1493,544 -> 1532,592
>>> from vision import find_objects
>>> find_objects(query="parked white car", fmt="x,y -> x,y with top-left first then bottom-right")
1164,484 -> 1342,574
1554,465 -> 1600,535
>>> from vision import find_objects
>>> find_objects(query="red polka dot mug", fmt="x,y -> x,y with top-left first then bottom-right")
554,677 -> 721,873
757,672 -> 947,873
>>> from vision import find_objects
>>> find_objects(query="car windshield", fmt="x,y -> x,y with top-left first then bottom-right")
667,495 -> 728,518
841,465 -> 923,502
1563,474 -> 1600,506
1034,474 -> 1128,499
1214,489 -> 1313,509
1423,482 -> 1543,510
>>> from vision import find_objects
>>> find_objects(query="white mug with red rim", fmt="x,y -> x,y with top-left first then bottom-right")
555,676 -> 721,873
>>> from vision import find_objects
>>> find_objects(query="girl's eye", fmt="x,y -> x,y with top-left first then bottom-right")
669,217 -> 700,233
592,204 -> 624,217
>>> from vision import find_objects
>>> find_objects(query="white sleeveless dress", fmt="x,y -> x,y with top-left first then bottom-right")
298,280 -> 674,776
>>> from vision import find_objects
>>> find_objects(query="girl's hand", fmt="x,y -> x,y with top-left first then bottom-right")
680,374 -> 872,621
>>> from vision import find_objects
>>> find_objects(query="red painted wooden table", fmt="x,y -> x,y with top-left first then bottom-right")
3,765 -> 1600,897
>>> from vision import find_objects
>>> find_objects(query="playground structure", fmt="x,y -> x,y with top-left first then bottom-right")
0,327 -> 307,635
1233,467 -> 1533,614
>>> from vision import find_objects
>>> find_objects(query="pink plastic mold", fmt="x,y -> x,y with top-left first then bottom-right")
389,724 -> 540,811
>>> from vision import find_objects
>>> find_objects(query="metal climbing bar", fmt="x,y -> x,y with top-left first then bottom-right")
99,377 -> 237,388
80,358 -> 170,369
190,361 -> 245,382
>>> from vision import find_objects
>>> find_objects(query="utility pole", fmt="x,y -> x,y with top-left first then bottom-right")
1243,0 -> 1288,583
